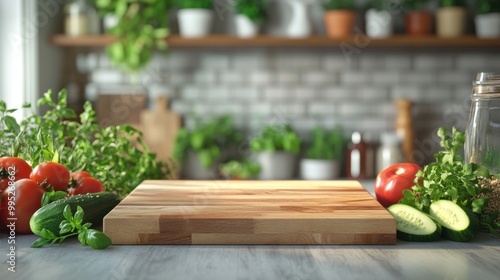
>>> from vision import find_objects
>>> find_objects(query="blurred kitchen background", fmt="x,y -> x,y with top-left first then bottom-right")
1,0 -> 499,179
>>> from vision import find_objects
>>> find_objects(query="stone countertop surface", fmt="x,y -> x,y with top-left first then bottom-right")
1,180 -> 499,280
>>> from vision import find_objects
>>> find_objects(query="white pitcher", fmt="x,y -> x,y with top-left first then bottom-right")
286,0 -> 312,38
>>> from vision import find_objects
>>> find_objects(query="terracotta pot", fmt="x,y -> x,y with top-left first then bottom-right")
405,11 -> 433,35
436,7 -> 467,38
324,10 -> 356,38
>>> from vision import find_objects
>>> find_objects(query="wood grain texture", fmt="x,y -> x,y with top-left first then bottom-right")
50,34 -> 500,48
103,180 -> 396,245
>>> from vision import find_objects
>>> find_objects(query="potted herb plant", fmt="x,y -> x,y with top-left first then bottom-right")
404,0 -> 433,35
250,124 -> 301,180
220,158 -> 261,180
172,115 -> 242,179
436,0 -> 468,38
322,0 -> 357,38
475,0 -> 500,38
95,0 -> 172,72
365,0 -> 394,38
300,126 -> 346,180
234,0 -> 267,38
176,0 -> 213,38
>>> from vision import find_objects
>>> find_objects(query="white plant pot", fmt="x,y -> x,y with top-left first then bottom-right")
476,13 -> 500,38
365,9 -> 393,38
178,9 -> 213,38
255,151 -> 296,180
300,159 -> 340,180
182,151 -> 217,180
235,14 -> 259,38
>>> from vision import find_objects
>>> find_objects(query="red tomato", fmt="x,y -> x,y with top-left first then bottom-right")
0,179 -> 45,234
67,177 -> 105,196
0,157 -> 32,181
0,178 -> 9,192
375,163 -> 423,208
69,171 -> 92,187
30,162 -> 70,191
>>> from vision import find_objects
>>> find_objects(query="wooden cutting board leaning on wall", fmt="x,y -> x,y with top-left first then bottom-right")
103,180 -> 396,245
140,96 -> 181,167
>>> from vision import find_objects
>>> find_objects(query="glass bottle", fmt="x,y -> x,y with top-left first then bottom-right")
64,0 -> 99,37
345,131 -> 367,179
376,132 -> 404,174
465,72 -> 500,175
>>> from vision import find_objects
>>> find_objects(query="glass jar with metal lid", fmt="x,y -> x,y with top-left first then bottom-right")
465,73 -> 500,174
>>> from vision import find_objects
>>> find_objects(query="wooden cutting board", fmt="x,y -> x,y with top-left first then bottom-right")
103,180 -> 396,245
140,97 -> 181,164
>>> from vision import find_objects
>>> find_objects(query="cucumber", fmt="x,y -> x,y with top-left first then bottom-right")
429,200 -> 480,242
30,192 -> 120,237
387,204 -> 442,242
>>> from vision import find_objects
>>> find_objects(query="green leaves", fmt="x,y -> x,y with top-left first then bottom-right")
250,124 -> 301,155
306,125 -> 346,160
399,128 -> 488,214
1,89 -> 170,198
96,0 -> 173,72
31,205 -> 112,250
172,115 -> 242,168
235,0 -> 267,23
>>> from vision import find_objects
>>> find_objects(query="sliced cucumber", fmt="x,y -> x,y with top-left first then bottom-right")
429,200 -> 480,242
387,204 -> 442,242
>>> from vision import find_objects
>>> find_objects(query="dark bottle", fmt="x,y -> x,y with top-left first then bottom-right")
345,131 -> 367,179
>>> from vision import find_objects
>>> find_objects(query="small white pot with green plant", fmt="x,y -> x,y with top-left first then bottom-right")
475,0 -> 500,38
365,0 -> 394,38
172,115 -> 242,179
220,158 -> 261,180
234,0 -> 267,38
176,0 -> 213,37
250,124 -> 301,180
300,126 -> 345,180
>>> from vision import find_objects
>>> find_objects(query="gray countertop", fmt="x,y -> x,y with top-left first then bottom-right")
1,180 -> 499,280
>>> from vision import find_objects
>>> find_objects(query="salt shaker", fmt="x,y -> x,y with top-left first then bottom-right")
465,72 -> 500,175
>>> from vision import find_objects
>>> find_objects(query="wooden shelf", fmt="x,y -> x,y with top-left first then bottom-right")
50,34 -> 500,48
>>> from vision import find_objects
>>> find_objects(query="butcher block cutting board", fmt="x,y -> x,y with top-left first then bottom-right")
103,180 -> 396,245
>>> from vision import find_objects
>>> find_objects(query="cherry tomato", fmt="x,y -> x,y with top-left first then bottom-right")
0,179 -> 45,234
69,171 -> 92,187
375,163 -> 423,208
0,157 -> 32,181
67,177 -> 105,196
30,162 -> 70,191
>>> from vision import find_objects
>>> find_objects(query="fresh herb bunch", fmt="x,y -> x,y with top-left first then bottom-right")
400,128 -> 489,213
403,0 -> 430,11
235,0 -> 267,23
0,89 -> 170,198
176,0 -> 213,9
322,0 -> 356,10
32,205 -> 112,250
250,124 -> 301,155
306,125 -> 346,160
172,115 -> 242,168
475,0 -> 500,14
95,0 -> 172,72
440,0 -> 467,7
220,158 -> 261,179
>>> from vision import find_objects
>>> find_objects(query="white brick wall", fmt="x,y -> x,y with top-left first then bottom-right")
85,49 -> 500,164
